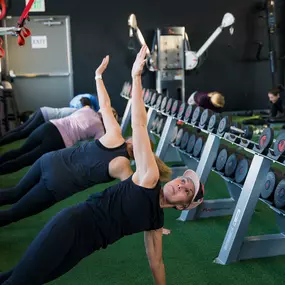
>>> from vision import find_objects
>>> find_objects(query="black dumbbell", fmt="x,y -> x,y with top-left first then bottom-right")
121,82 -> 132,98
150,116 -> 160,133
184,105 -> 194,122
171,126 -> 179,144
171,100 -> 181,117
253,127 -> 274,155
193,137 -> 205,158
146,90 -> 154,105
175,128 -> 184,147
217,116 -> 253,139
199,109 -> 214,129
155,93 -> 163,110
143,89 -> 150,103
165,97 -> 173,114
215,148 -> 228,172
260,170 -> 280,201
207,113 -> 221,133
267,132 -> 285,162
177,103 -> 187,120
150,91 -> 158,107
191,106 -> 204,125
186,134 -> 196,154
274,178 -> 285,209
224,153 -> 238,178
234,157 -> 251,184
156,117 -> 166,135
180,131 -> 190,150
160,96 -> 168,112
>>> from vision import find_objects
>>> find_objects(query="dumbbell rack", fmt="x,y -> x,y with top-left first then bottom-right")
120,82 -> 285,264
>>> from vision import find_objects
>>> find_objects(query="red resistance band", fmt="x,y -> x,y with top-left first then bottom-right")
0,0 -> 7,57
0,0 -> 7,21
0,0 -> 35,57
16,0 -> 36,46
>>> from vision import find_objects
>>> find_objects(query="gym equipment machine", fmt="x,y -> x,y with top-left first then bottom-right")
128,13 -> 235,102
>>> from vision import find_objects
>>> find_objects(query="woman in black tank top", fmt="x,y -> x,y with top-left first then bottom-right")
0,47 -> 204,285
0,82 -> 134,228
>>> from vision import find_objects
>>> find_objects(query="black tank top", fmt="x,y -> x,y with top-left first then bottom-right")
86,175 -> 164,248
41,140 -> 129,201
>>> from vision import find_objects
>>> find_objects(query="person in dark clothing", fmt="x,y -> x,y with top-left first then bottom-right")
0,46 -> 204,285
0,60 -> 168,227
0,98 -> 106,175
268,87 -> 285,118
0,106 -> 77,147
188,91 -> 225,112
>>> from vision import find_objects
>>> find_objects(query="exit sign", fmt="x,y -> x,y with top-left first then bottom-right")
26,0 -> 45,12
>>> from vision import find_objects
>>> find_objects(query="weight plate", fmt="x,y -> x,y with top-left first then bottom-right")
242,125 -> 253,140
186,134 -> 196,153
166,98 -> 173,113
258,128 -> 274,151
171,126 -> 179,143
261,171 -> 276,200
144,89 -> 150,103
224,153 -> 238,177
193,137 -> 203,157
146,90 -> 153,104
234,158 -> 249,184
150,91 -> 158,106
151,116 -> 160,132
215,148 -> 228,171
160,96 -> 168,111
191,107 -> 203,124
175,128 -> 184,146
184,105 -> 193,122
171,100 -> 180,116
208,114 -> 220,131
199,109 -> 213,127
177,103 -> 186,119
155,94 -> 163,109
156,118 -> 165,134
180,131 -> 189,150
273,132 -> 285,157
218,116 -> 230,135
274,179 -> 285,209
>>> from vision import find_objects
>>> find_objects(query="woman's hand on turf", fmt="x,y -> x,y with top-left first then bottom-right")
162,228 -> 171,235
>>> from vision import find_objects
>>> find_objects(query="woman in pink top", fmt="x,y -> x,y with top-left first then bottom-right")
0,97 -> 106,175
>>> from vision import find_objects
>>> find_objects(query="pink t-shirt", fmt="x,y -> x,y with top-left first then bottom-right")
50,107 -> 105,147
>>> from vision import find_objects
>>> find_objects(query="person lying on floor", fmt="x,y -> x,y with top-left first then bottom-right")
188,90 -> 225,112
0,106 -> 77,146
0,54 -> 168,228
268,86 -> 285,118
0,97 -> 110,175
0,45 -> 204,285
0,94 -> 100,147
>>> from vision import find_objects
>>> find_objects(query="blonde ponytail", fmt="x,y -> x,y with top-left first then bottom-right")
154,155 -> 172,183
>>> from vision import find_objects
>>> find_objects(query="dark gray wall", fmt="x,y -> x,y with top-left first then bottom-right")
7,0 -> 285,114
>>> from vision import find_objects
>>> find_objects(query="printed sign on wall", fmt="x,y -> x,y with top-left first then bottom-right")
31,36 -> 48,49
26,0 -> 46,12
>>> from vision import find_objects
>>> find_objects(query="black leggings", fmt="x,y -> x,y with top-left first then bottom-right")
0,160 -> 56,227
0,122 -> 65,175
0,202 -> 101,285
0,109 -> 45,146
